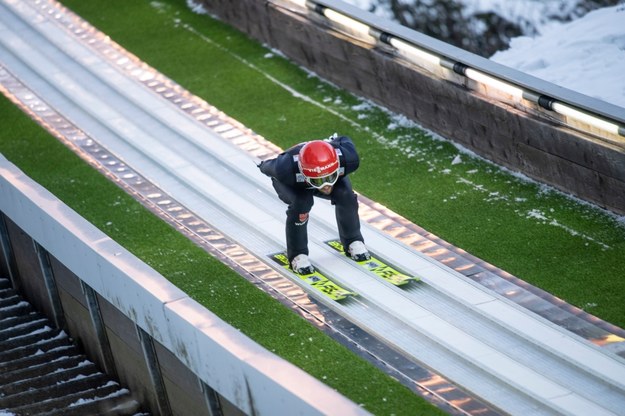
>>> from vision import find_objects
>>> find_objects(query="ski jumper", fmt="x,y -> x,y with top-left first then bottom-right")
259,136 -> 363,262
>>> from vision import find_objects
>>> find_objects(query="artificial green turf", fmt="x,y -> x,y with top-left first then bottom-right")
56,0 -> 624,326
1,0 -> 624,413
0,94 -> 443,415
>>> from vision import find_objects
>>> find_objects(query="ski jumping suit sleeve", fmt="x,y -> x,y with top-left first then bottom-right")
259,135 -> 364,262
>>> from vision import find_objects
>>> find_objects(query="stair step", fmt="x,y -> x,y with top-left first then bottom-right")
0,288 -> 18,300
0,289 -> 14,300
0,326 -> 61,353
0,300 -> 32,320
0,294 -> 20,309
7,382 -> 127,415
0,361 -> 100,397
0,317 -> 49,342
0,310 -> 40,331
0,344 -> 77,373
0,354 -> 88,385
0,278 -> 11,290
43,393 -> 142,416
0,332 -> 69,364
0,275 -> 147,414
0,285 -> 16,299
0,372 -> 110,408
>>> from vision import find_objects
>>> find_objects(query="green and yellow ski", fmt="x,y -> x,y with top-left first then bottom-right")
326,240 -> 420,286
269,252 -> 356,301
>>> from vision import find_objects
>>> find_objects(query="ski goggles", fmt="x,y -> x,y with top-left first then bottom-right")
306,170 -> 340,189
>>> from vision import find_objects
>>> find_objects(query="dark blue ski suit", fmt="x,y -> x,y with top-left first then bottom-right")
258,135 -> 363,263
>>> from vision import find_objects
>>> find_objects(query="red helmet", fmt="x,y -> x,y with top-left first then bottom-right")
298,140 -> 340,188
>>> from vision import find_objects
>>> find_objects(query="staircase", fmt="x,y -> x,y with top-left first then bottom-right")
0,278 -> 146,416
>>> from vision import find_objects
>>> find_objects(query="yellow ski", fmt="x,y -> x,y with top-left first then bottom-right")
326,240 -> 420,286
270,252 -> 356,301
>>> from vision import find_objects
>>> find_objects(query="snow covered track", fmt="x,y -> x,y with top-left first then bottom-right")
1,0 -> 625,415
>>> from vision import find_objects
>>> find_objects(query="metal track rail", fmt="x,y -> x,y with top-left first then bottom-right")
1,1 -> 624,415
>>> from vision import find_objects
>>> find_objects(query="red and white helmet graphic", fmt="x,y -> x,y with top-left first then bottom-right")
298,140 -> 340,188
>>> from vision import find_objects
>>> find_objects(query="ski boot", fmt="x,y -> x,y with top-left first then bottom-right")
348,241 -> 371,262
291,254 -> 315,275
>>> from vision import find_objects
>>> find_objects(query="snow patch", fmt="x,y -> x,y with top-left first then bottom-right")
185,0 -> 209,15
524,209 -> 611,250
492,5 -> 625,108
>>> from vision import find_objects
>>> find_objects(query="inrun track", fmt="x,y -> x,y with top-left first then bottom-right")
1,0 -> 625,415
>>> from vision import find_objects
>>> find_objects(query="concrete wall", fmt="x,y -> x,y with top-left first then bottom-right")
0,155 -> 368,416
1,215 -> 233,416
192,0 -> 625,214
